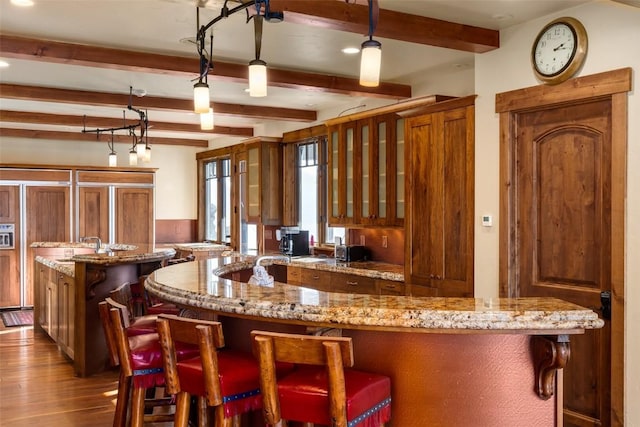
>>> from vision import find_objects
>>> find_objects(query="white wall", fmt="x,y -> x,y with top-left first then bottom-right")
474,1 -> 639,424
0,138 -> 203,220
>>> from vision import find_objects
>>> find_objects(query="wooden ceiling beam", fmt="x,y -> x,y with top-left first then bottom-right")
0,83 -> 316,122
0,127 -> 209,147
0,110 -> 254,138
269,0 -> 500,53
0,34 -> 410,99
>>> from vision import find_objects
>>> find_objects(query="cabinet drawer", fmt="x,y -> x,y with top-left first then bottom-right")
299,269 -> 331,290
287,266 -> 302,285
329,272 -> 375,294
376,279 -> 405,295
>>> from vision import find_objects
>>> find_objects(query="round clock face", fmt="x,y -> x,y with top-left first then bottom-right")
531,17 -> 587,85
533,23 -> 576,76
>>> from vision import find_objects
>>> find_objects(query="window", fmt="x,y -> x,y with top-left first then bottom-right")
204,158 -> 231,244
296,138 -> 344,245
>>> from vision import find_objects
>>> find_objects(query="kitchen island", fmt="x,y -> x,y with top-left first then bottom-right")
146,256 -> 604,427
32,242 -> 175,377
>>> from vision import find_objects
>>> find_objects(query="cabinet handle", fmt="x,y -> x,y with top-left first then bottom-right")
429,274 -> 435,279
384,284 -> 397,289
312,275 -> 320,280
346,281 -> 358,286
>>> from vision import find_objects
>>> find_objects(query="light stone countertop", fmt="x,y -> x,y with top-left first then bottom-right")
174,242 -> 231,253
145,256 -> 604,334
281,257 -> 404,281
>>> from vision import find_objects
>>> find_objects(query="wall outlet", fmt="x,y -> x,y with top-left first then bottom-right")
382,235 -> 388,248
360,235 -> 366,246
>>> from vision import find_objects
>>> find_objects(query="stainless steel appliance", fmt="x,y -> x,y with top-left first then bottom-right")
278,227 -> 310,256
0,224 -> 15,249
335,244 -> 367,262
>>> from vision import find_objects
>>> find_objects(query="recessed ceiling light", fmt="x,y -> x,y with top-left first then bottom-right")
131,88 -> 147,97
342,47 -> 360,55
0,60 -> 9,68
11,0 -> 35,6
491,13 -> 513,21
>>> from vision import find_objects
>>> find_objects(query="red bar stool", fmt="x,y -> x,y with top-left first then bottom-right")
156,314 -> 267,427
251,330 -> 392,427
99,298 -> 200,427
137,274 -> 182,316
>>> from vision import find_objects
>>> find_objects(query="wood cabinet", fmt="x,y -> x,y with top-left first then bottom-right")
76,170 -> 155,244
286,265 -> 403,295
35,262 -> 75,359
244,139 -> 283,225
327,114 -> 405,227
402,96 -> 475,297
0,185 -> 20,307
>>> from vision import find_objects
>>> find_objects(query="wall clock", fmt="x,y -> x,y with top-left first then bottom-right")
531,17 -> 588,85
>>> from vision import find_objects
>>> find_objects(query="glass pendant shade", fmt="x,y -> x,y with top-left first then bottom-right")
193,82 -> 210,113
143,146 -> 151,163
108,152 -> 117,167
248,59 -> 267,97
200,108 -> 214,130
129,148 -> 138,166
359,39 -> 382,87
136,141 -> 146,157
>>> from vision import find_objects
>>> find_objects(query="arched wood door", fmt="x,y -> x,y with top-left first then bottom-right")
497,68 -> 630,427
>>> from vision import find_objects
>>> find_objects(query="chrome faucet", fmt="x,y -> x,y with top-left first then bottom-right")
255,254 -> 290,267
80,236 -> 102,253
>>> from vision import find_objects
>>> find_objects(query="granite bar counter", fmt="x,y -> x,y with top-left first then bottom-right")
31,242 -> 175,377
146,256 -> 603,426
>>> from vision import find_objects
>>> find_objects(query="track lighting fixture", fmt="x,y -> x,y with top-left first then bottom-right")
193,0 -> 279,105
81,86 -> 150,167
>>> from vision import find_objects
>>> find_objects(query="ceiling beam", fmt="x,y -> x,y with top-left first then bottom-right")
0,110 -> 254,138
268,0 -> 500,53
0,83 -> 316,122
0,34 -> 411,100
0,127 -> 209,147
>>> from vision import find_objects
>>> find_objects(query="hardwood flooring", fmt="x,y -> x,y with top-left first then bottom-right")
0,325 -> 121,426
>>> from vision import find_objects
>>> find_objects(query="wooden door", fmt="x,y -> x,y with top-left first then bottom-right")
0,185 -> 21,307
77,186 -> 109,242
26,186 -> 71,306
115,187 -> 153,244
515,99 -> 612,427
406,105 -> 474,297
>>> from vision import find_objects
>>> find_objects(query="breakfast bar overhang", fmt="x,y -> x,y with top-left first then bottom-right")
145,257 -> 604,427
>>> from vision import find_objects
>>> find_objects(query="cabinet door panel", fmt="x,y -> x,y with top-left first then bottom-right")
26,186 -> 71,306
78,186 -> 109,242
115,187 -> 153,244
406,103 -> 474,297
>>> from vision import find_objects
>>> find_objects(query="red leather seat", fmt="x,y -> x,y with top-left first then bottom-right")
252,330 -> 392,427
278,366 -> 391,427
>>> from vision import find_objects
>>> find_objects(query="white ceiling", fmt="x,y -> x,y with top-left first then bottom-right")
0,0 -> 595,145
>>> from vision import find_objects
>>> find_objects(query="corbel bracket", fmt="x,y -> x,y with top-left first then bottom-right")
531,334 -> 571,400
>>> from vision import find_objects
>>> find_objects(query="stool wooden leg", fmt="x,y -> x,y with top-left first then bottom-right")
113,372 -> 130,427
130,387 -> 146,427
196,396 -> 208,427
174,391 -> 192,427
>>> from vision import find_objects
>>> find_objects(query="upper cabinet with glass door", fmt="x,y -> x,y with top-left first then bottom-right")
244,138 -> 283,226
327,113 -> 404,227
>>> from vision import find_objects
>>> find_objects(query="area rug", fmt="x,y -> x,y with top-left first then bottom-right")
1,310 -> 34,327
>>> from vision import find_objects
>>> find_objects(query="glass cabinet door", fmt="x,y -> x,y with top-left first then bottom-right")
345,126 -> 354,220
396,118 -> 405,220
247,147 -> 260,220
378,120 -> 387,220
361,123 -> 370,220
330,129 -> 340,220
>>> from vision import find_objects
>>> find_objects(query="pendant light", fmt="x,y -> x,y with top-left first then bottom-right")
200,108 -> 214,130
108,131 -> 117,167
359,0 -> 381,87
249,15 -> 267,97
144,145 -> 151,163
193,9 -> 212,113
193,81 -> 210,113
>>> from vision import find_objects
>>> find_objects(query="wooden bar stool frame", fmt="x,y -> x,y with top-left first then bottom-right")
251,330 -> 389,427
101,297 -> 175,427
156,314 -> 251,427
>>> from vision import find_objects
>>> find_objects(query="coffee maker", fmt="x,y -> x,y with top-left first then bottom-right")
277,227 -> 310,256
